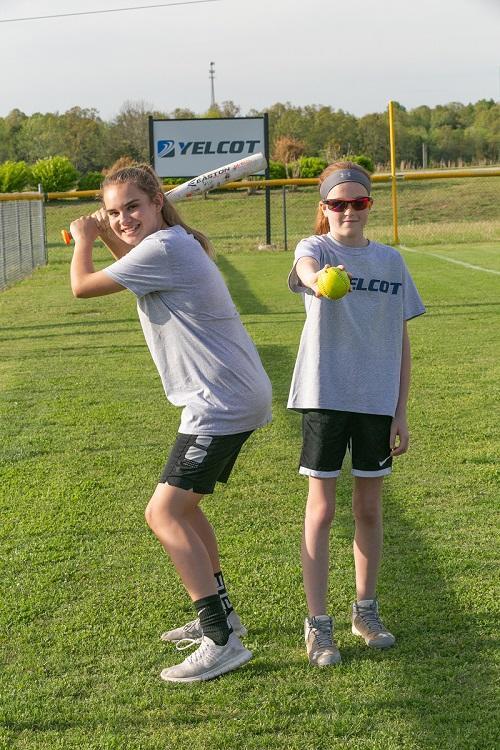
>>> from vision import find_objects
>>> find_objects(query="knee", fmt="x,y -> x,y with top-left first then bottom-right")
306,500 -> 335,530
144,496 -> 159,531
145,491 -> 173,533
353,500 -> 381,527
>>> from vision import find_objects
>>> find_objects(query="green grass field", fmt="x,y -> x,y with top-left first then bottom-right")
0,192 -> 499,750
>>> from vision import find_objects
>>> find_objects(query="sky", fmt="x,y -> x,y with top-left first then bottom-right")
0,0 -> 499,120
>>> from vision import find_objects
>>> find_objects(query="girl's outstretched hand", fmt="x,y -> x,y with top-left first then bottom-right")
314,264 -> 352,298
295,258 -> 351,297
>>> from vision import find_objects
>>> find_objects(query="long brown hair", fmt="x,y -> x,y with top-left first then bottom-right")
102,163 -> 214,257
314,161 -> 372,235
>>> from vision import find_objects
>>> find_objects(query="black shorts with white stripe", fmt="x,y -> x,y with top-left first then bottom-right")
160,431 -> 253,494
300,410 -> 393,478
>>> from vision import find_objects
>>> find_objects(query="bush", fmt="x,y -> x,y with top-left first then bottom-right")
77,171 -> 103,191
0,161 -> 32,192
292,156 -> 328,178
349,154 -> 375,173
162,177 -> 191,188
268,160 -> 286,179
31,156 -> 79,193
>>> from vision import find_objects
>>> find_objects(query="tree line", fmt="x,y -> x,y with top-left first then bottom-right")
0,98 -> 498,176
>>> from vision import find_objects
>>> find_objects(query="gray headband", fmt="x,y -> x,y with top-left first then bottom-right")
319,169 -> 371,199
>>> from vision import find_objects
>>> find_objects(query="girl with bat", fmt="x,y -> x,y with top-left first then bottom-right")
70,163 -> 272,683
287,161 -> 425,667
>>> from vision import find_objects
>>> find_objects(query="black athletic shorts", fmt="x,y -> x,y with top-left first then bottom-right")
300,410 -> 393,478
159,431 -> 253,495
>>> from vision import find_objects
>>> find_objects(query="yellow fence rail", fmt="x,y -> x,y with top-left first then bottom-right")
0,167 -> 498,203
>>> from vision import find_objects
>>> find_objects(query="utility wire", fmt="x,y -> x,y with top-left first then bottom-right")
0,0 -> 220,24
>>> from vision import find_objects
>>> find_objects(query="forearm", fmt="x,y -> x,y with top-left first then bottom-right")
296,257 -> 320,288
99,228 -> 130,260
70,241 -> 96,296
395,324 -> 411,417
69,215 -> 125,298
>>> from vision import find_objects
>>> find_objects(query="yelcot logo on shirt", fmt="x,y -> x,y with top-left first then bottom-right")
350,277 -> 403,295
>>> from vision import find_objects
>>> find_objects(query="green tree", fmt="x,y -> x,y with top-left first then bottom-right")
3,109 -> 28,160
31,156 -> 79,192
0,161 -> 32,192
60,107 -> 108,172
15,113 -> 66,163
358,113 -> 389,165
108,101 -> 167,163
169,108 -> 197,119
0,120 -> 10,162
204,101 -> 241,118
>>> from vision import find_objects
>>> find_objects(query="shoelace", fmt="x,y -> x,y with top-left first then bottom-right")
180,618 -> 201,635
175,637 -> 201,652
311,622 -> 333,649
357,606 -> 385,634
177,637 -> 220,665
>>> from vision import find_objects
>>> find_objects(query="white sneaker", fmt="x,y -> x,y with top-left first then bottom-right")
160,609 -> 247,642
160,633 -> 252,683
352,599 -> 395,649
305,615 -> 341,666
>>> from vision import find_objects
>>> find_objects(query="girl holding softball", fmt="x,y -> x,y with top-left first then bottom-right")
287,161 -> 425,666
70,163 -> 272,683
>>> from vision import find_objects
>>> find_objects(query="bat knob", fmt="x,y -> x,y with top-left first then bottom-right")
61,229 -> 72,245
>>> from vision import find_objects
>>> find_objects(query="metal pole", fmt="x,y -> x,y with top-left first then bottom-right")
282,185 -> 288,251
148,115 -> 155,168
0,203 -> 7,289
264,112 -> 271,245
28,200 -> 35,267
38,184 -> 47,264
209,61 -> 215,108
388,100 -> 399,245
16,200 -> 23,275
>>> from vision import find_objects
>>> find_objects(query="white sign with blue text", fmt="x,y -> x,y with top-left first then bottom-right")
151,117 -> 266,177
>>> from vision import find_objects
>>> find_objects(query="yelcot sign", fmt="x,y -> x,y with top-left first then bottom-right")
149,116 -> 267,178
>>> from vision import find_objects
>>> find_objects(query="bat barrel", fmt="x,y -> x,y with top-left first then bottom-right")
165,153 -> 267,203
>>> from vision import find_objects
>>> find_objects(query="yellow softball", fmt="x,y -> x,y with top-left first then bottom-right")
317,266 -> 350,300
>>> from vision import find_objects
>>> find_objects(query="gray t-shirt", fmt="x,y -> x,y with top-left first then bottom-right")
288,233 -> 425,417
104,225 -> 272,435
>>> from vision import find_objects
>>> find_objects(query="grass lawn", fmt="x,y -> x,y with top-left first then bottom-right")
0,194 -> 498,749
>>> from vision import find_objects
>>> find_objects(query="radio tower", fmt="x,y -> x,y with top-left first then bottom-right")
209,61 -> 216,108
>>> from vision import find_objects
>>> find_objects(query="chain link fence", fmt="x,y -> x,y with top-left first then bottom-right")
0,197 -> 47,291
173,174 -> 499,253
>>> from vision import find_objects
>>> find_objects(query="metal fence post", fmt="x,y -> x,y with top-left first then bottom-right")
16,200 -> 22,276
282,185 -> 288,252
0,203 -> 6,289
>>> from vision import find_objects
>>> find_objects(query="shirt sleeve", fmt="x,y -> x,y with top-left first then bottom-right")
402,261 -> 426,321
103,236 -> 174,297
287,237 -> 322,294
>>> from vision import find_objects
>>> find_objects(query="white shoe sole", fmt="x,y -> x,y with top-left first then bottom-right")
352,624 -> 395,648
160,647 -> 252,683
